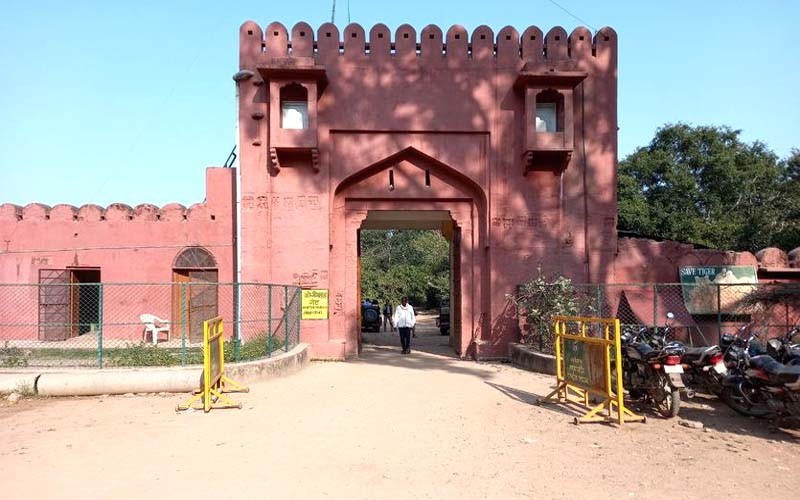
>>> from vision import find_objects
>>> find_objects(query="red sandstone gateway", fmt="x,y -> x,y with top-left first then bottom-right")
236,21 -> 619,360
0,21 -> 618,360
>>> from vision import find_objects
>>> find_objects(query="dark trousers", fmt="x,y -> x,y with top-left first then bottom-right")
398,327 -> 412,352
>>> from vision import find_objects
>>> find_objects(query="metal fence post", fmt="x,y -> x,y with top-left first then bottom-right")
268,284 -> 273,357
284,286 -> 289,352
296,288 -> 301,347
596,284 -> 602,317
653,283 -> 658,333
234,282 -> 241,362
180,283 -> 187,365
97,283 -> 104,369
539,319 -> 544,352
716,284 -> 722,340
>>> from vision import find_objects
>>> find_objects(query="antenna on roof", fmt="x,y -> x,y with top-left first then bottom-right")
331,0 -> 336,24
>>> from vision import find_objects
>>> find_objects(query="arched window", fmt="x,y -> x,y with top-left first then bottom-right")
280,83 -> 309,129
173,246 -> 217,269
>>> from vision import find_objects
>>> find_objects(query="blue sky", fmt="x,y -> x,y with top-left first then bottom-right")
1,1 -> 798,207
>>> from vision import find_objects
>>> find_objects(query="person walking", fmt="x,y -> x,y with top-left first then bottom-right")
392,296 -> 416,355
382,301 -> 393,332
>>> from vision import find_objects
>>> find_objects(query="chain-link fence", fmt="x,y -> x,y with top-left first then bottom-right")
0,282 -> 302,368
518,283 -> 799,354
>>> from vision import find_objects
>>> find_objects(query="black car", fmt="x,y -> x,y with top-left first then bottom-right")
361,300 -> 381,332
437,297 -> 450,335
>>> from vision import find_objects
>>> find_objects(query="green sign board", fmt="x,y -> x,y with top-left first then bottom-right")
679,266 -> 757,314
564,339 -> 591,387
564,339 -> 606,392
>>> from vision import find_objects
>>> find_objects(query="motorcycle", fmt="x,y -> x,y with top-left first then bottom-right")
618,324 -> 686,418
720,331 -> 800,418
765,326 -> 800,366
658,312 -> 728,397
680,344 -> 727,397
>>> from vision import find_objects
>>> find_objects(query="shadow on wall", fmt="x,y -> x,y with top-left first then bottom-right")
239,21 -> 618,356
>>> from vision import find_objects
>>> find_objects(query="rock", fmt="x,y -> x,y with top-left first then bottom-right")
123,393 -> 135,398
679,420 -> 704,430
7,392 -> 21,403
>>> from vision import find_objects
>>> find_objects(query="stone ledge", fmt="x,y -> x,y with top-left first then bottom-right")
0,343 -> 310,397
508,342 -> 556,375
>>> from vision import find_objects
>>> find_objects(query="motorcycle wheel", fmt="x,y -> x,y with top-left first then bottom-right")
654,388 -> 681,419
720,385 -> 772,418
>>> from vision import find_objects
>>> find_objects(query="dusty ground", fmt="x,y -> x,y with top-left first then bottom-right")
1,312 -> 798,500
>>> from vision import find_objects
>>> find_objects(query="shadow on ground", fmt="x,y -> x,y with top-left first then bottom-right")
357,312 -> 494,378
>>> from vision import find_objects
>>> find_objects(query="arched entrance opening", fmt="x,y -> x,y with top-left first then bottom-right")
357,210 -> 461,356
330,147 -> 488,359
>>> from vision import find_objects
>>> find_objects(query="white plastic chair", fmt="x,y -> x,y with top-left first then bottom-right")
140,314 -> 170,345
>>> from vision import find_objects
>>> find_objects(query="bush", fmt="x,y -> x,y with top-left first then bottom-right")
107,333 -> 284,367
0,342 -> 29,367
108,343 -> 186,367
225,333 -> 284,363
511,269 -> 590,353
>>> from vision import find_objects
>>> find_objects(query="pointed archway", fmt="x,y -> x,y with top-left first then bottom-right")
328,147 -> 489,359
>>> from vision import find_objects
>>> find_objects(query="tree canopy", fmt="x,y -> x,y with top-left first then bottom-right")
618,123 -> 800,252
360,229 -> 450,309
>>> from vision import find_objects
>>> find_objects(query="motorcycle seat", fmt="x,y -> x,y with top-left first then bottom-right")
632,343 -> 656,358
682,346 -> 716,362
749,355 -> 800,384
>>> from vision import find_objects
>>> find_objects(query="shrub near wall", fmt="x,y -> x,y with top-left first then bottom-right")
512,270 -> 592,354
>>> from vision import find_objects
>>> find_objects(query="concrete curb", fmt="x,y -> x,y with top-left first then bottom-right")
0,343 -> 309,397
508,342 -> 556,375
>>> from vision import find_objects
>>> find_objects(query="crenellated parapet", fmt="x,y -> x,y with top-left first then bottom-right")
239,21 -> 617,68
0,202 -> 214,223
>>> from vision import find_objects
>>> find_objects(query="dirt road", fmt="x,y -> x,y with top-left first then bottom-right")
1,313 -> 798,500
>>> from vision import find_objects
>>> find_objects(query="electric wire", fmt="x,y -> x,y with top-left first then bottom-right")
545,0 -> 598,33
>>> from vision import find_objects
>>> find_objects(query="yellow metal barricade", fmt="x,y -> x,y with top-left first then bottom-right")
177,316 -> 249,413
539,315 -> 645,425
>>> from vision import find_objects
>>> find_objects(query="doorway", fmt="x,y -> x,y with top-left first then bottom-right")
171,247 -> 219,343
38,268 -> 101,341
357,210 -> 461,355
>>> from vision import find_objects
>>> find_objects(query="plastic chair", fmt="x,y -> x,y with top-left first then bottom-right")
140,314 -> 170,345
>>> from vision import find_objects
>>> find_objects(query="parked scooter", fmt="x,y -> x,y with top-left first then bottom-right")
618,324 -> 686,418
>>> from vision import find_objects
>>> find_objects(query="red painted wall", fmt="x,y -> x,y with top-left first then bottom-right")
0,168 -> 235,340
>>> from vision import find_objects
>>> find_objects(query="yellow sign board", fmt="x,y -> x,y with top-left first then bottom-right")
301,289 -> 329,319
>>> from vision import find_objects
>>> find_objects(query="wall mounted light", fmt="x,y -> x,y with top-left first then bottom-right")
388,169 -> 395,191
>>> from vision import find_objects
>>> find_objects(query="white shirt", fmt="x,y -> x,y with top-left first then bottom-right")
393,303 -> 416,328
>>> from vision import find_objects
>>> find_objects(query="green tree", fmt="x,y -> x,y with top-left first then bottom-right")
618,124 -> 799,251
360,229 -> 450,308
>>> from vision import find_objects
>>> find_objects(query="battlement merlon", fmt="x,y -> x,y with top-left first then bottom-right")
239,22 -> 617,70
0,167 -> 234,224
